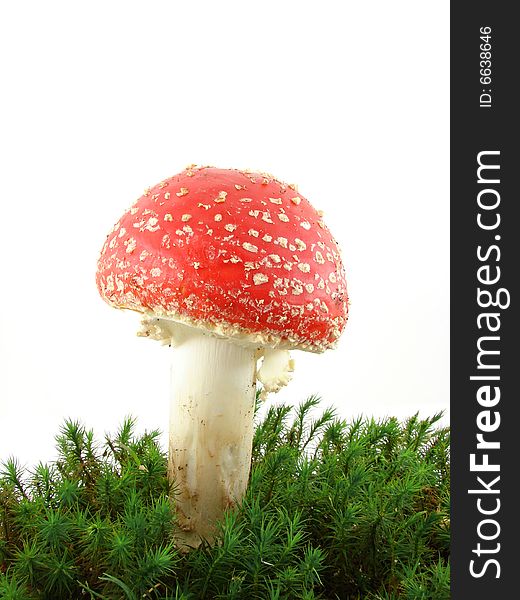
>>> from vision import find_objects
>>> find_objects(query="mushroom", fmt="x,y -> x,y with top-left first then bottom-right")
96,166 -> 349,548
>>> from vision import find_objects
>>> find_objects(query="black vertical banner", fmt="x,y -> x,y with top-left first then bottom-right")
451,3 -> 519,598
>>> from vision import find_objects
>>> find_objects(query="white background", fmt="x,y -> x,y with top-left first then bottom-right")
0,1 -> 449,467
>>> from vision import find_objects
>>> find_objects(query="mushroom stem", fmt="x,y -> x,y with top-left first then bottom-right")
168,326 -> 257,548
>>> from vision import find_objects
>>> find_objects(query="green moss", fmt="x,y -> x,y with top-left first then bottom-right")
0,396 -> 450,599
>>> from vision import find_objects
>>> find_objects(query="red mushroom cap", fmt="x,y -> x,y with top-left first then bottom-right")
96,166 -> 349,352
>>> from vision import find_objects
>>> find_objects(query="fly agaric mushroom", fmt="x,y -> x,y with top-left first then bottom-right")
96,166 -> 349,547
